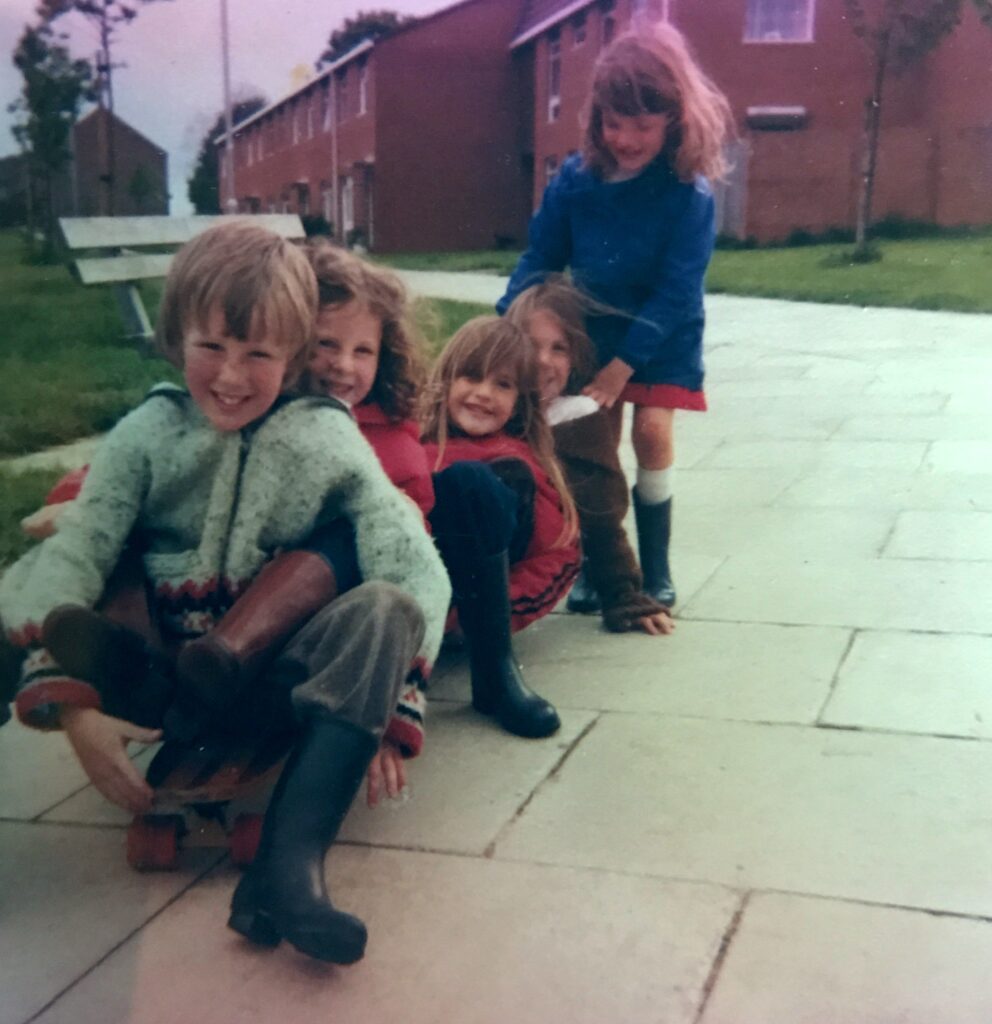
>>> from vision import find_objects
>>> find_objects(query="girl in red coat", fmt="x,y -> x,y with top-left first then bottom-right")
422,316 -> 580,740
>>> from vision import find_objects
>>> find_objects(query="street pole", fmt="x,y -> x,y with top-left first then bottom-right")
220,0 -> 237,212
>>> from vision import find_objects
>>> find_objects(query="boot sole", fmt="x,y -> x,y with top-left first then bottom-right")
228,905 -> 367,964
472,697 -> 561,740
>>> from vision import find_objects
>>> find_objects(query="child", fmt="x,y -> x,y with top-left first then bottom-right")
497,21 -> 733,610
505,278 -> 674,636
421,316 -> 579,739
0,221 -> 451,965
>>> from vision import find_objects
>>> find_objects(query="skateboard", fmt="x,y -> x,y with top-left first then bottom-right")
126,734 -> 289,871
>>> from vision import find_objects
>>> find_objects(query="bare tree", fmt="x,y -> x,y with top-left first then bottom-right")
844,0 -> 992,255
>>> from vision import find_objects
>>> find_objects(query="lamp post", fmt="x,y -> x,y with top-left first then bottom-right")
220,0 -> 237,212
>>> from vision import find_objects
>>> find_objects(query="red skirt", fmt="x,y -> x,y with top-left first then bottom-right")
620,383 -> 707,411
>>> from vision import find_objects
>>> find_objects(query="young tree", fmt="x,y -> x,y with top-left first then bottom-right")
844,0 -> 992,255
39,0 -> 169,214
8,22 -> 94,256
317,9 -> 415,67
187,95 -> 266,215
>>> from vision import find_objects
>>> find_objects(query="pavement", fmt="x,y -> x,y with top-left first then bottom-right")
2,273 -> 992,1023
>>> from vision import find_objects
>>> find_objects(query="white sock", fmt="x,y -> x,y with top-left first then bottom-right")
635,466 -> 673,505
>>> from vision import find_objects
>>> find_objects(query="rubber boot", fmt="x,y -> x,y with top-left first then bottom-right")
227,714 -> 378,964
0,629 -> 17,727
42,605 -> 173,728
176,551 -> 338,719
451,551 -> 560,739
632,490 -> 676,609
565,556 -> 601,615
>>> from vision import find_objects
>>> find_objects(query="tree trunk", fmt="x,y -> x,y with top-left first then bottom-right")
855,35 -> 889,255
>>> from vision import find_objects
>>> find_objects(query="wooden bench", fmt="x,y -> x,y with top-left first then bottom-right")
58,214 -> 306,347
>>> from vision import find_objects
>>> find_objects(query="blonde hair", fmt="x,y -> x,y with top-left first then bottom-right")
504,276 -> 599,395
582,21 -> 734,182
422,316 -> 578,547
304,239 -> 427,420
156,220 -> 317,387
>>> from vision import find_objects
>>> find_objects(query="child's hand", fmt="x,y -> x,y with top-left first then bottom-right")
638,609 -> 676,636
21,502 -> 69,539
583,358 -> 634,409
366,739 -> 407,809
61,706 -> 161,813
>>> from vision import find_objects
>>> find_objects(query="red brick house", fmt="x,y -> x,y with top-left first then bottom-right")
220,0 -> 531,251
221,0 -> 992,249
514,0 -> 992,240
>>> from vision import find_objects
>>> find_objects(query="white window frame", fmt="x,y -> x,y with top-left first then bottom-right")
341,176 -> 355,233
291,104 -> 300,145
744,0 -> 815,43
306,95 -> 314,139
358,61 -> 368,116
322,83 -> 333,132
337,70 -> 349,123
547,30 -> 561,123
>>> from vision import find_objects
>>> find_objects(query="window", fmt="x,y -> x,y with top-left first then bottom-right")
358,60 -> 368,115
322,185 -> 334,225
337,69 -> 349,122
600,0 -> 616,47
292,103 -> 301,145
306,95 -> 314,139
341,176 -> 354,233
322,83 -> 333,131
544,155 -> 559,186
297,183 -> 310,216
245,134 -> 253,166
547,29 -> 561,123
257,128 -> 264,160
745,0 -> 815,42
572,12 -> 586,47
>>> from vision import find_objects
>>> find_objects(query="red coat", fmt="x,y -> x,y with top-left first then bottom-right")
354,403 -> 435,519
424,433 -> 579,632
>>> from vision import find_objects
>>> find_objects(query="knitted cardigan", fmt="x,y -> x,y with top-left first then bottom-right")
0,385 -> 451,751
552,409 -> 667,632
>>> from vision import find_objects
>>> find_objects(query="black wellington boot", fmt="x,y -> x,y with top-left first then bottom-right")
632,490 -> 676,609
452,551 -> 560,739
565,556 -> 601,615
228,713 -> 378,964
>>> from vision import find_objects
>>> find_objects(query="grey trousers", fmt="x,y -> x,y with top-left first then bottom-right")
270,580 -> 425,739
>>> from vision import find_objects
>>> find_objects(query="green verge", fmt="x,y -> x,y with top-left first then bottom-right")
0,466 -> 64,569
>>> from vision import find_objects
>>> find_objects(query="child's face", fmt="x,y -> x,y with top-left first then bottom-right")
182,306 -> 289,432
602,110 -> 668,175
448,367 -> 519,438
310,300 -> 382,407
527,311 -> 572,404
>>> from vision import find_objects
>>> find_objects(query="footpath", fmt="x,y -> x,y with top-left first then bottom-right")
2,275 -> 992,1023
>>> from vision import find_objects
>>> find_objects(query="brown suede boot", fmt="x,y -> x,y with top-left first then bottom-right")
175,551 -> 338,718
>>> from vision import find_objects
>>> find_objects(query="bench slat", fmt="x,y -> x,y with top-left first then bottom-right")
60,214 -> 305,251
74,253 -> 176,285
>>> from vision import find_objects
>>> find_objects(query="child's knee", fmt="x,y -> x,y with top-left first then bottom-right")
355,581 -> 425,646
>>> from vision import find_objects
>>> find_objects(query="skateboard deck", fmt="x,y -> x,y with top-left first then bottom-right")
126,734 -> 289,871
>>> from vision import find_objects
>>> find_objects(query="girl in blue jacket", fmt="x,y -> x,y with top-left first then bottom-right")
498,20 -> 733,611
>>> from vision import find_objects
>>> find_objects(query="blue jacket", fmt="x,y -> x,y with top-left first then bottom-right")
497,154 -> 715,390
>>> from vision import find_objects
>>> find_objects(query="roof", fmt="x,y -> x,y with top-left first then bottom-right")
75,107 -> 167,156
217,39 -> 373,142
511,0 -> 595,48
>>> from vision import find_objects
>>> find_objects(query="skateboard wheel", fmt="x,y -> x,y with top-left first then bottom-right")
127,816 -> 181,871
230,813 -> 263,867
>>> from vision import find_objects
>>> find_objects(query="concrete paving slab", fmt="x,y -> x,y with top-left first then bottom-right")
834,414 -> 992,442
776,467 -> 992,512
338,706 -> 595,855
699,893 -> 992,1024
0,822 -> 219,1024
821,631 -> 992,739
31,851 -> 740,1024
675,467 -> 804,507
495,714 -> 992,916
677,506 -> 895,559
681,412 -> 845,440
680,554 -> 992,633
925,440 -> 992,474
695,438 -> 928,472
433,616 -> 848,725
883,510 -> 992,560
0,718 -> 92,820
708,392 -> 948,417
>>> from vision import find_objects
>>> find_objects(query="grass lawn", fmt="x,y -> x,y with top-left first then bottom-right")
380,232 -> 992,314
0,466 -> 64,569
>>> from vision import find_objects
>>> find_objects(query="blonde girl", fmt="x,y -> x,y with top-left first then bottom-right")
505,278 -> 674,636
422,316 -> 579,739
497,21 -> 733,610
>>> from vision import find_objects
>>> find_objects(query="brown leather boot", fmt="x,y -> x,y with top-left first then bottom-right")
175,551 -> 338,717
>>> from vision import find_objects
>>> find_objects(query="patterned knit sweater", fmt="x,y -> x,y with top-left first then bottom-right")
0,385 -> 451,750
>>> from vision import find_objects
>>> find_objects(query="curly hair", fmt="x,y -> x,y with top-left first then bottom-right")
421,315 -> 578,547
582,20 -> 734,183
303,239 -> 426,420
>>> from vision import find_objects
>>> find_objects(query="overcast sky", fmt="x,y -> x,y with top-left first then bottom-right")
0,0 -> 450,213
